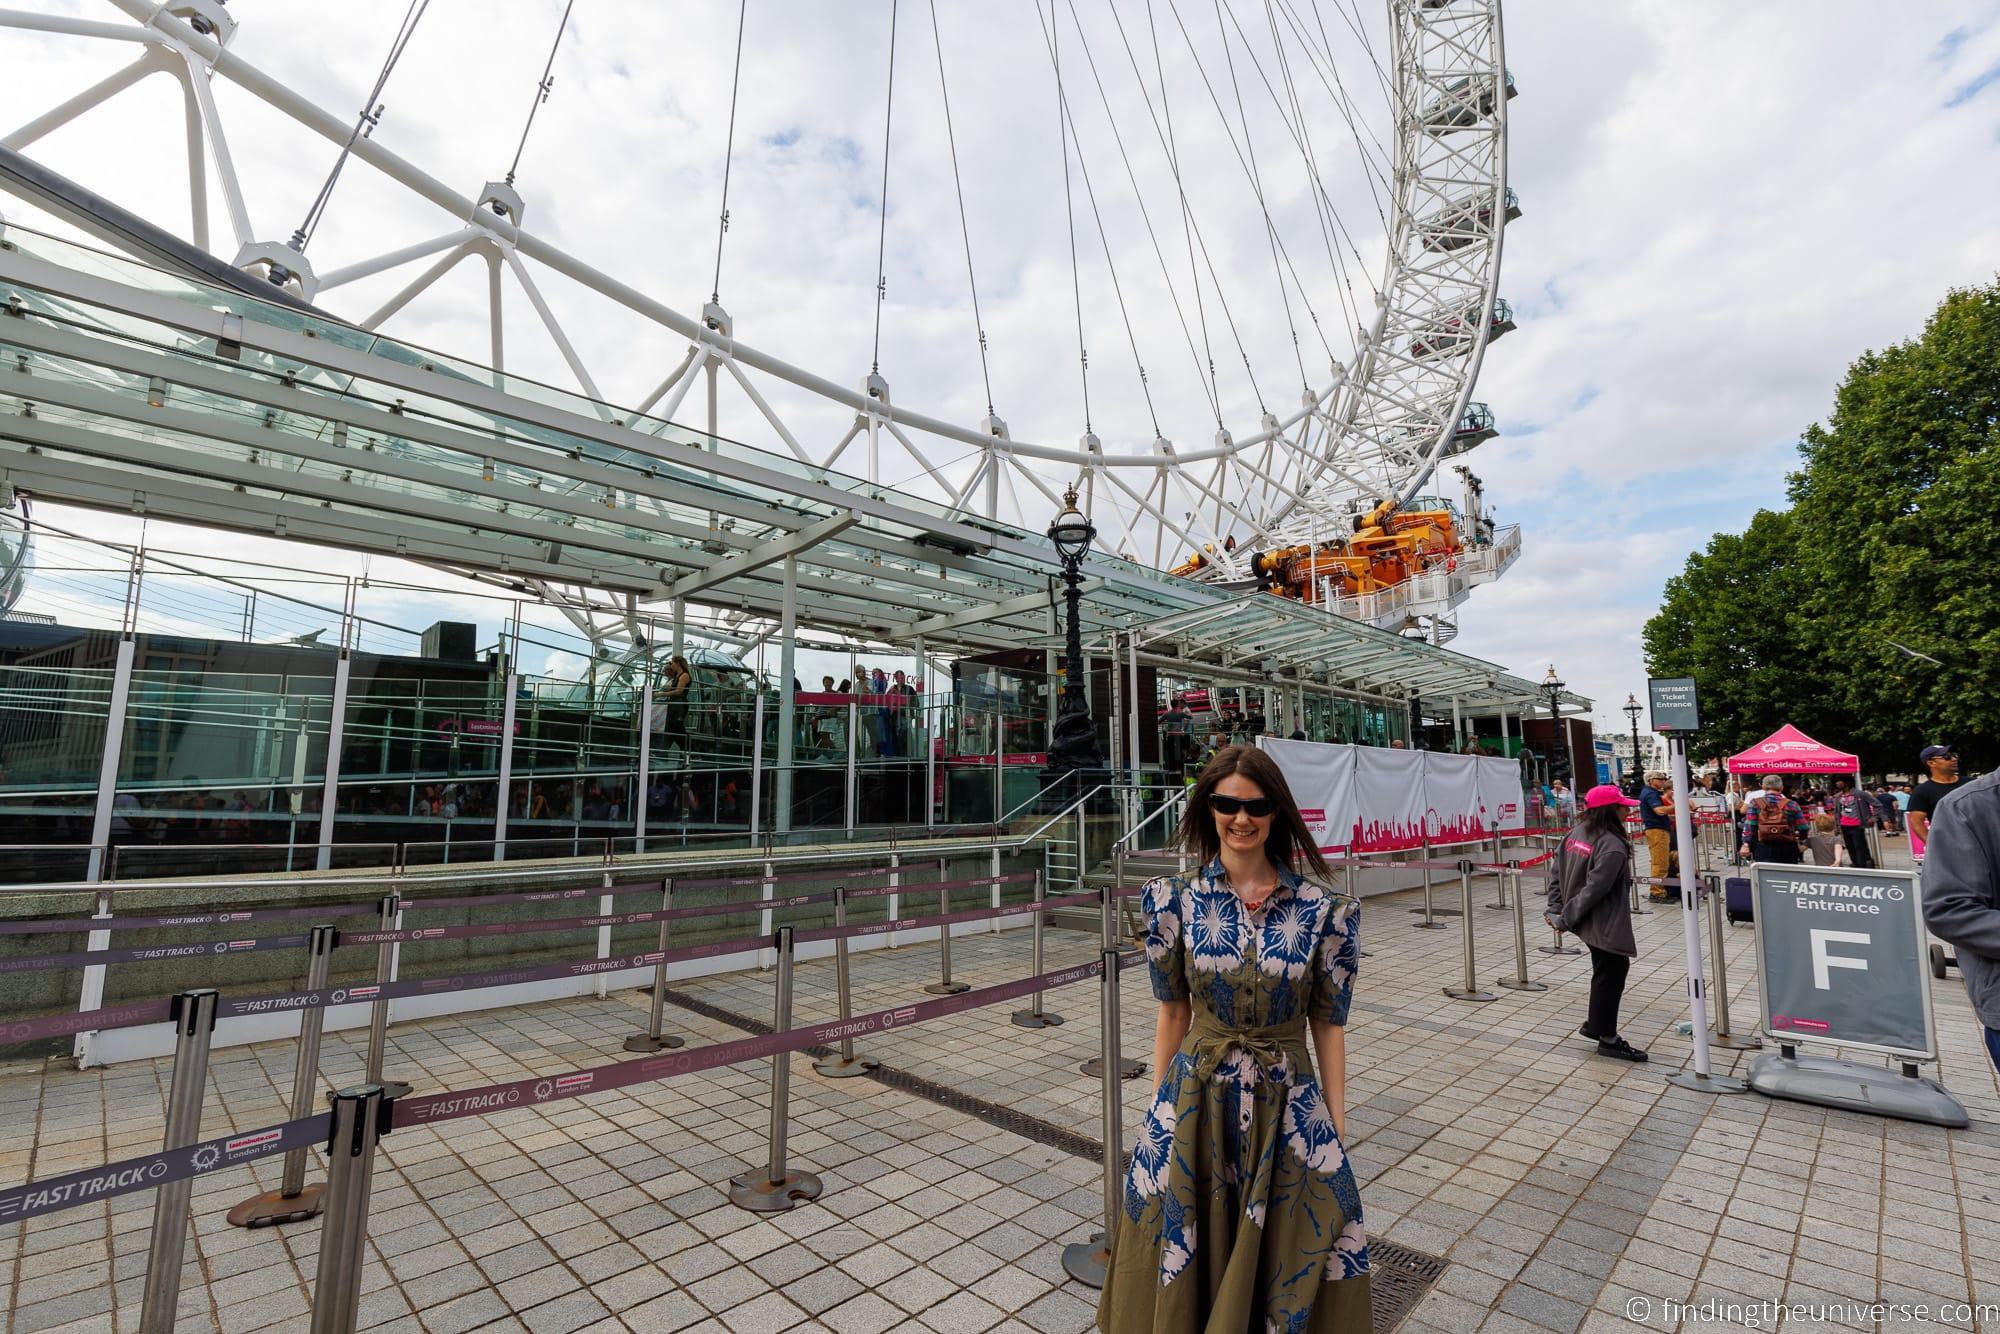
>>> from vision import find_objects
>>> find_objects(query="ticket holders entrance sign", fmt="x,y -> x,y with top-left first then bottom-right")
1746,863 -> 1968,1126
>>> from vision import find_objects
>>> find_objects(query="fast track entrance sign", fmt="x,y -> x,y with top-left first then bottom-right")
1745,863 -> 1967,1126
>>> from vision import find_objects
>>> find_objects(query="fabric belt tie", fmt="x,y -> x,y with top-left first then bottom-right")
1186,1010 -> 1312,1082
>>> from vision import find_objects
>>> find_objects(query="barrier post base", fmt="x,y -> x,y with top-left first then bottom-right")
922,981 -> 970,995
1538,942 -> 1582,956
1061,1233 -> 1111,1288
1412,920 -> 1449,931
623,1033 -> 686,1053
811,1053 -> 878,1078
726,1168 -> 824,1212
1011,1008 -> 1065,1028
1080,1057 -> 1146,1080
226,1184 -> 325,1228
1710,1032 -> 1763,1051
1444,985 -> 1499,1002
1496,977 -> 1548,992
1664,1071 -> 1749,1096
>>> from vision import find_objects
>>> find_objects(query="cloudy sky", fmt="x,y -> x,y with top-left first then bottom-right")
5,0 -> 2000,739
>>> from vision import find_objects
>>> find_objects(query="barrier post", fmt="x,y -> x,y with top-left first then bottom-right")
625,879 -> 686,1053
1012,869 -> 1065,1028
1628,833 -> 1652,916
1496,861 -> 1547,992
137,988 -> 218,1334
1413,840 -> 1445,929
1486,828 -> 1510,909
308,1084 -> 387,1334
229,924 -> 335,1226
922,860 -> 968,995
1080,870 -> 1145,1080
363,893 -> 412,1097
1705,872 -> 1759,1050
728,926 -> 824,1210
1445,861 -> 1497,1001
1060,948 -> 1124,1288
813,886 -> 878,1076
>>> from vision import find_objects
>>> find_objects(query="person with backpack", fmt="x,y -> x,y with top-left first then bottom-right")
1739,774 -> 1808,865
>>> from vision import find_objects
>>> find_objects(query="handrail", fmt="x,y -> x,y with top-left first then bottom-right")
1114,789 -> 1186,854
1014,784 -> 1117,845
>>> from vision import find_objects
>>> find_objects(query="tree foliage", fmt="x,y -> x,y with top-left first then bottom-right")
1643,279 -> 2000,773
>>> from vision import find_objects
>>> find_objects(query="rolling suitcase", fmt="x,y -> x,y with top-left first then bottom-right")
1724,875 -> 1753,924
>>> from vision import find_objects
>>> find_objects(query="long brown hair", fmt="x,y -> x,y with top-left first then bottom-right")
1174,745 -> 1333,881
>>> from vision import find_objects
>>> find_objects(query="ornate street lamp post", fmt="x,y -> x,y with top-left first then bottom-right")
1046,486 -> 1104,784
1622,693 -> 1644,794
1540,665 -> 1567,789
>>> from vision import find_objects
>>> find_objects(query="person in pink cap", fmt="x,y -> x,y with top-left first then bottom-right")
1545,784 -> 1648,1062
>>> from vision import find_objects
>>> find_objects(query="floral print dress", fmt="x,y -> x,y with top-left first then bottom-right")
1097,860 -> 1372,1334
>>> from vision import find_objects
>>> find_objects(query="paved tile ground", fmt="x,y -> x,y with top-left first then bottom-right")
4,839 -> 1999,1333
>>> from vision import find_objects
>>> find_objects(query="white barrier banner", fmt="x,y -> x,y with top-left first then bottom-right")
1258,737 -> 1356,853
1424,751 -> 1485,843
1351,746 -> 1428,851
1477,756 -> 1525,833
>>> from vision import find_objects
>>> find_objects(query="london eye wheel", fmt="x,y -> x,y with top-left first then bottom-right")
0,0 -> 1517,641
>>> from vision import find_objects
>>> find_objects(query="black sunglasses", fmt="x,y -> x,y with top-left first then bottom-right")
1209,794 -> 1276,818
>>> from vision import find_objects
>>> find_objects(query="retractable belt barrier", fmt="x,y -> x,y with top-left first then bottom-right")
393,948 -> 1138,1128
0,1112 -> 328,1225
0,947 -> 1138,1218
0,931 -> 313,974
2,873 -> 1075,1044
0,900 -> 382,936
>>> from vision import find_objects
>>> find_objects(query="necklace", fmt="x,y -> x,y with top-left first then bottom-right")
1237,881 -> 1279,911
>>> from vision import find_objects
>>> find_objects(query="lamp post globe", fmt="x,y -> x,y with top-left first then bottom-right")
1622,693 -> 1644,795
1046,486 -> 1104,785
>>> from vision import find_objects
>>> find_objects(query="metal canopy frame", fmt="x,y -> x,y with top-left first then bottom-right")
0,220 -> 1582,715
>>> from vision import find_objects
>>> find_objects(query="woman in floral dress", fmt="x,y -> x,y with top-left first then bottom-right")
1099,745 -> 1372,1332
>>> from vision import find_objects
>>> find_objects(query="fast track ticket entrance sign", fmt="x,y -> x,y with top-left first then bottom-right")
1751,864 -> 1933,1057
1745,863 -> 1967,1126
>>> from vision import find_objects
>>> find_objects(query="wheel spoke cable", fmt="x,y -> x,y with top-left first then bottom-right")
504,0 -> 578,188
710,1 -> 749,305
288,0 -> 430,254
926,1 -> 996,417
869,0 -> 900,376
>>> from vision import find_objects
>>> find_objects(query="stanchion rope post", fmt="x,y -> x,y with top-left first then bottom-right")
1080,856 -> 1145,1081
728,925 -> 824,1210
1413,838 -> 1445,930
1486,826 -> 1511,909
137,988 -> 218,1334
1061,947 -> 1124,1288
229,923 -> 335,1227
308,1084 -> 388,1334
813,885 -> 878,1076
922,858 -> 968,996
1445,861 -> 1498,1002
626,877 -> 686,1053
1496,860 -> 1547,992
1704,871 -> 1760,1051
363,892 -> 412,1097
1012,869 -> 1065,1028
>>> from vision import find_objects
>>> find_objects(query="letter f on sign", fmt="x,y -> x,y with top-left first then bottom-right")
1810,929 -> 1870,990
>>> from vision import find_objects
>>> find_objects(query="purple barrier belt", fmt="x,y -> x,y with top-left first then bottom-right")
0,899 -> 382,937
792,891 -> 1097,944
0,1112 -> 329,1224
2,997 -> 176,1044
845,869 -> 1039,902
214,947 -> 687,1019
0,932 -> 313,975
393,948 -> 1141,1128
673,863 -> 898,891
404,880 -> 660,911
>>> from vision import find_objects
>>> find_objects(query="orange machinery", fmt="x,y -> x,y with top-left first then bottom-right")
1171,501 -> 1462,602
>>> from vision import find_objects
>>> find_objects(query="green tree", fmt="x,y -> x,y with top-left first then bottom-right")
1645,278 -> 2000,773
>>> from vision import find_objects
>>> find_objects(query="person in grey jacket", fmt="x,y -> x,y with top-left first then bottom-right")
1546,783 -> 1648,1062
1919,770 -> 2000,1077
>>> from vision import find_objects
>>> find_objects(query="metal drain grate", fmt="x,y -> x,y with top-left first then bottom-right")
1369,1237 -> 1448,1332
656,985 -> 1450,1328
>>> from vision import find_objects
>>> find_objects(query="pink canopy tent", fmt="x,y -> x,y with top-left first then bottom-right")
1725,723 -> 1858,774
